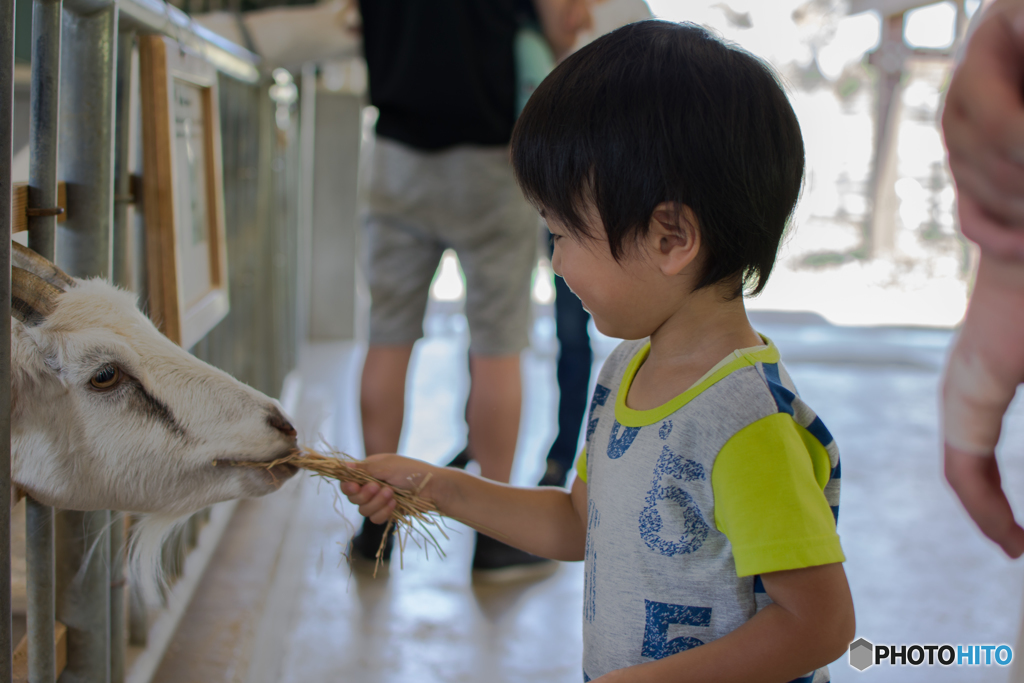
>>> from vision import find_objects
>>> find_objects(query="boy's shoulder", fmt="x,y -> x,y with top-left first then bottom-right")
592,337 -> 835,455
596,337 -> 786,415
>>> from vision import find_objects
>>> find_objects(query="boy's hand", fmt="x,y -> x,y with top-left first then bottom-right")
340,454 -> 441,525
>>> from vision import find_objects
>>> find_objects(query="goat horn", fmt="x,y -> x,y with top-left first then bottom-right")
11,266 -> 62,325
11,241 -> 75,290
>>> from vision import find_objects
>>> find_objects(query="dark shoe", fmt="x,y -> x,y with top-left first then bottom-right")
472,533 -> 558,584
445,448 -> 471,470
350,518 -> 394,563
538,460 -> 568,488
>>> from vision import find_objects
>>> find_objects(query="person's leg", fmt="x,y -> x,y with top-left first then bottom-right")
466,353 -> 522,483
447,147 -> 555,579
361,344 -> 415,457
543,273 -> 592,486
351,345 -> 415,562
352,139 -> 442,563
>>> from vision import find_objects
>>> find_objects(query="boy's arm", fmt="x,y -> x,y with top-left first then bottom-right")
341,454 -> 589,561
594,562 -> 855,683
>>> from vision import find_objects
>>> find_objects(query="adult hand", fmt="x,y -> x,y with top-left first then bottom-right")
942,0 -> 1024,254
534,0 -> 594,60
945,444 -> 1024,557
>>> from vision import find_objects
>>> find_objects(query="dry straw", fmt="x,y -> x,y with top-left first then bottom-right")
239,447 -> 449,576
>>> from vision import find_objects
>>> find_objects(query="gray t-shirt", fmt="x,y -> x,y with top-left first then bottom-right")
580,338 -> 842,682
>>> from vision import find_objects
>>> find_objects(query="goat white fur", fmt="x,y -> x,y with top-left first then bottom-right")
11,274 -> 297,517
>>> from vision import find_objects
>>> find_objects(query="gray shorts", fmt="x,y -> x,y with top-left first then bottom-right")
362,137 -> 538,356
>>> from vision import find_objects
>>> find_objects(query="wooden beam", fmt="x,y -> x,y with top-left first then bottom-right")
12,620 -> 68,683
11,181 -> 68,233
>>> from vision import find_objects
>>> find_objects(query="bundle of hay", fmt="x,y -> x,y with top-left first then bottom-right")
241,448 -> 448,576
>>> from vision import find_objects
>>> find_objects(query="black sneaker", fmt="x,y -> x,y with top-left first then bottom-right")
538,460 -> 568,488
472,533 -> 558,584
350,518 -> 394,563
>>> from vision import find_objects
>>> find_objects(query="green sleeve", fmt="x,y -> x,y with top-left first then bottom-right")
711,413 -> 844,577
575,448 -> 588,483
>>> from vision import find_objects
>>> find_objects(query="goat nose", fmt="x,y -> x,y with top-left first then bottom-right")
268,410 -> 297,438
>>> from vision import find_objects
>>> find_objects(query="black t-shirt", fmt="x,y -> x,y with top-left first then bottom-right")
359,0 -> 524,150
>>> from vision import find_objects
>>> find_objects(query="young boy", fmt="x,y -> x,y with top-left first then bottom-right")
342,20 -> 855,683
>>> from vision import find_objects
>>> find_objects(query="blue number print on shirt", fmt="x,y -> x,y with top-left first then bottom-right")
639,446 -> 709,555
659,420 -> 673,440
642,600 -> 711,659
586,385 -> 611,441
607,421 -> 641,459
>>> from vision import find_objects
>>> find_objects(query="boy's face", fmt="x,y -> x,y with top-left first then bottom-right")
547,210 -> 671,341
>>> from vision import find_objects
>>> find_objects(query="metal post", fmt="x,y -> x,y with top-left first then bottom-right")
25,0 -> 62,679
126,517 -> 146,649
109,27 -> 134,683
27,0 -> 60,260
108,513 -> 125,683
54,3 -> 118,682
112,29 -> 135,293
0,0 -> 15,679
296,63 -> 315,347
25,501 -> 54,683
56,2 -> 116,276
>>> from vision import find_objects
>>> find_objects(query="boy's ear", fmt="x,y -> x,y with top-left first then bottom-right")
649,202 -> 700,276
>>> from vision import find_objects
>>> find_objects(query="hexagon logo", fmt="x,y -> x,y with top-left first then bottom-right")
849,638 -> 874,671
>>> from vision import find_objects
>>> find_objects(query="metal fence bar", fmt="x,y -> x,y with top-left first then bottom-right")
56,3 -> 117,276
0,0 -> 15,677
25,501 -> 54,683
109,513 -> 125,683
112,28 -> 135,293
114,0 -> 258,83
53,3 -> 119,681
110,26 -> 135,683
26,0 -> 60,260
296,63 -> 315,349
126,516 -> 146,649
25,0 -> 63,678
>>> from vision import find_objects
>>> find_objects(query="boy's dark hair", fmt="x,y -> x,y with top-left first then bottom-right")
511,20 -> 804,297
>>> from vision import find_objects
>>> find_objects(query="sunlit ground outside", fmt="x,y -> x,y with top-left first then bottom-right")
435,1 -> 979,329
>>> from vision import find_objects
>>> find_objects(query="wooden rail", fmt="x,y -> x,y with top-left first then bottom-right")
11,182 -> 67,233
12,621 -> 67,682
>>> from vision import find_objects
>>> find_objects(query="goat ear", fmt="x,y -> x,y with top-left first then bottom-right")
11,241 -> 75,291
11,267 -> 62,326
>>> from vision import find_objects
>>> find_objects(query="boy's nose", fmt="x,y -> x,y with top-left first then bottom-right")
551,252 -> 563,277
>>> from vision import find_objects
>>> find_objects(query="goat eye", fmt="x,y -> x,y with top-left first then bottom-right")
90,365 -> 121,390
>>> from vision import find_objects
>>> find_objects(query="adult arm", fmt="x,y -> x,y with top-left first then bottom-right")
943,252 -> 1024,557
942,0 -> 1024,250
341,454 -> 589,561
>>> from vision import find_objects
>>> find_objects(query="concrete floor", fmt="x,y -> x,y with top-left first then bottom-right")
147,307 -> 1024,683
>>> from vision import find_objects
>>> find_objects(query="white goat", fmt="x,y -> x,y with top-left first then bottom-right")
10,241 -> 298,517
